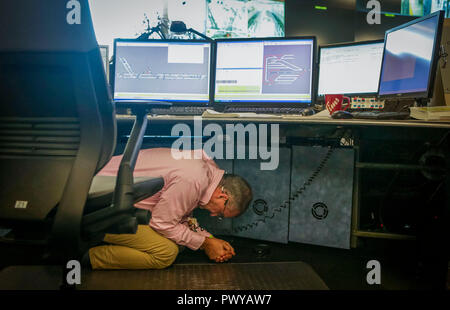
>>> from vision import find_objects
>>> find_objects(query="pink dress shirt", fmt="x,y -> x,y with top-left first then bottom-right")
97,148 -> 225,250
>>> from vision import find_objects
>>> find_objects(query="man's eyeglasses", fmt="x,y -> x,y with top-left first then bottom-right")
217,186 -> 229,221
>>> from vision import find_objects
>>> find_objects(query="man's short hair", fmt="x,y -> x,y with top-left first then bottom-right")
219,174 -> 253,216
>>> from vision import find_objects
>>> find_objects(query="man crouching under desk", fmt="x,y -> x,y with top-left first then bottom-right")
84,148 -> 253,270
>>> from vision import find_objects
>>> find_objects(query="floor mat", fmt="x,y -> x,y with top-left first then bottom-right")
0,262 -> 328,290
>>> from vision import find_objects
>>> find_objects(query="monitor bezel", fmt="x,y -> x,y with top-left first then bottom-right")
317,39 -> 385,99
212,36 -> 317,107
112,38 -> 214,106
377,10 -> 445,100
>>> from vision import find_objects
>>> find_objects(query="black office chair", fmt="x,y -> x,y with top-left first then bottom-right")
0,0 -> 168,277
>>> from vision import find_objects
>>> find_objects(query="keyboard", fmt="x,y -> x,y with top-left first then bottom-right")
352,111 -> 410,120
223,106 -> 307,115
150,106 -> 210,116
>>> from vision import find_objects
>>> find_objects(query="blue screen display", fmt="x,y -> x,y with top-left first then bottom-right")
214,38 -> 315,103
113,40 -> 211,103
378,13 -> 440,96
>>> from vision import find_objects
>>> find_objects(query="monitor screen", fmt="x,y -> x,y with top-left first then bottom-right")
206,0 -> 285,39
88,0 -> 285,54
318,40 -> 384,97
113,40 -> 211,103
400,0 -> 449,18
214,38 -> 315,104
378,11 -> 444,98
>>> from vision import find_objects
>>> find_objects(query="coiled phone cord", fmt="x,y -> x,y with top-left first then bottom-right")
230,146 -> 335,233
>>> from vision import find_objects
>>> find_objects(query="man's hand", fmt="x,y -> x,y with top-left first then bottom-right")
214,240 -> 235,262
200,237 -> 235,263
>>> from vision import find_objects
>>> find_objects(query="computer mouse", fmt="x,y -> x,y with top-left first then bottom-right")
331,110 -> 353,119
301,108 -> 315,116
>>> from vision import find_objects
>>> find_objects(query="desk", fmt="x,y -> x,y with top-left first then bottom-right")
118,114 -> 450,235
117,114 -> 450,288
117,114 -> 450,128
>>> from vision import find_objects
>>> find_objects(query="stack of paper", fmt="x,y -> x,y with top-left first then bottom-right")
281,109 -> 331,120
410,106 -> 450,121
201,109 -> 335,120
201,109 -> 282,118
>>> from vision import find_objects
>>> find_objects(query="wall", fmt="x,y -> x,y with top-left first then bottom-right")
353,10 -> 416,41
285,0 -> 355,46
285,0 -> 417,45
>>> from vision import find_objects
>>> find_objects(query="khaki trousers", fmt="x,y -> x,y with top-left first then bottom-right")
88,225 -> 179,270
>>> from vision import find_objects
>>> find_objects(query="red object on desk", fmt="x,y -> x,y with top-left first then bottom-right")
325,94 -> 351,115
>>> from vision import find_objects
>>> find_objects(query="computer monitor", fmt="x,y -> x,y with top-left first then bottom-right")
317,40 -> 384,97
214,37 -> 316,105
378,10 -> 445,99
113,39 -> 212,104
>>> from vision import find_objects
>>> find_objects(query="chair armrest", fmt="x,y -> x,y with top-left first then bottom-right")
112,101 -> 171,212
